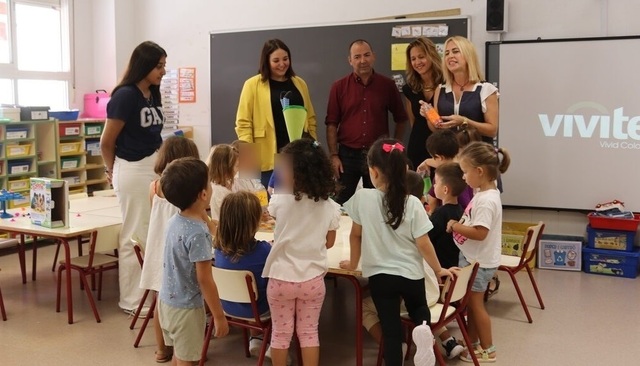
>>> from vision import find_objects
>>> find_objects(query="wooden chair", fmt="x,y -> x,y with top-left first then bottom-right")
55,225 -> 120,323
487,222 -> 545,323
200,267 -> 272,366
377,263 -> 481,366
0,268 -> 6,321
132,240 -> 157,348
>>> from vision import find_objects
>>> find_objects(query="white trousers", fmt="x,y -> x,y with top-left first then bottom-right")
113,152 -> 157,310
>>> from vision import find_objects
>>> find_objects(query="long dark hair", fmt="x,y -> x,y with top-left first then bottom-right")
259,39 -> 295,81
112,41 -> 167,104
367,138 -> 409,230
280,139 -> 336,201
405,37 -> 444,93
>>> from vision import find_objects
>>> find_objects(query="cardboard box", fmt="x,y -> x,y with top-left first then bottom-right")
30,178 -> 69,228
538,240 -> 582,271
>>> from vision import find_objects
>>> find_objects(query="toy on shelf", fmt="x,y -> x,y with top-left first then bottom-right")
0,189 -> 25,219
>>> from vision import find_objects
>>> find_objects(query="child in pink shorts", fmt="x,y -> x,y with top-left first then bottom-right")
262,139 -> 341,366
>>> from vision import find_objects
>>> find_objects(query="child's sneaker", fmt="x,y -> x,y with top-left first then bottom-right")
412,321 -> 436,366
249,337 -> 263,357
442,338 -> 464,359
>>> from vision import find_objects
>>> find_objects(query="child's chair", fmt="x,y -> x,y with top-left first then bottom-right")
486,222 -> 545,323
0,268 -> 6,321
200,267 -> 272,366
376,262 -> 481,366
131,239 -> 157,348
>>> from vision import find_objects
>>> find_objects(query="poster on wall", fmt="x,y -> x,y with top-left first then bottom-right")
178,67 -> 196,103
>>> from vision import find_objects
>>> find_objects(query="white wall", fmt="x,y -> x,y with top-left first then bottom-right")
76,0 -> 640,236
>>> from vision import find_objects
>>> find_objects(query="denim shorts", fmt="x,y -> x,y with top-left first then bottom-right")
459,254 -> 497,292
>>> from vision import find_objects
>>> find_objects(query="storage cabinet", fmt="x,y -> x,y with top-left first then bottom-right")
56,119 -> 109,194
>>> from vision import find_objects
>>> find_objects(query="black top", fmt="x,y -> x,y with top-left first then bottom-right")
269,78 -> 304,151
437,84 -> 493,145
402,84 -> 433,169
428,203 -> 463,269
106,85 -> 164,161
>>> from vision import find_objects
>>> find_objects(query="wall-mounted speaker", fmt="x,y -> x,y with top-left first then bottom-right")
487,0 -> 508,33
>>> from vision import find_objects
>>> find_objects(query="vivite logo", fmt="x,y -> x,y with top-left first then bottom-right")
538,102 -> 640,149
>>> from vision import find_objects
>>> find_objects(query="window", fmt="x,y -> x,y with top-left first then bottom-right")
0,0 -> 71,109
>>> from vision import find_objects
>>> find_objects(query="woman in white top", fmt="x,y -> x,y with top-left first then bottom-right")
262,139 -> 341,366
138,136 -> 201,363
421,36 -> 499,146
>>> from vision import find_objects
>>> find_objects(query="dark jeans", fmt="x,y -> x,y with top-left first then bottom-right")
369,274 -> 431,366
335,145 -> 373,205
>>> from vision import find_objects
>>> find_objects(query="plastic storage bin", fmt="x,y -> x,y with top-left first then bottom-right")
58,122 -> 81,137
8,191 -> 30,209
6,143 -> 33,157
61,157 -> 81,170
6,127 -> 29,139
59,142 -> 82,154
49,110 -> 80,121
84,123 -> 104,136
583,247 -> 640,278
82,91 -> 109,118
8,178 -> 30,191
19,106 -> 49,121
586,225 -> 636,251
0,107 -> 21,122
8,160 -> 31,175
587,213 -> 640,232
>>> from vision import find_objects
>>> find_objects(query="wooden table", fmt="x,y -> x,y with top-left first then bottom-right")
0,206 -> 122,324
257,216 -> 367,366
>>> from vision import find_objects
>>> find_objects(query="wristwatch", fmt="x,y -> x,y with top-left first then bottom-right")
461,117 -> 469,127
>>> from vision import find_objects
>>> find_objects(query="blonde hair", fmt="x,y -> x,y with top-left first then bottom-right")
213,191 -> 262,262
442,36 -> 484,86
405,37 -> 444,93
458,142 -> 510,181
206,144 -> 238,189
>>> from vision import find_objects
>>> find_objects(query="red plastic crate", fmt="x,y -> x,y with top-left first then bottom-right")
587,213 -> 640,232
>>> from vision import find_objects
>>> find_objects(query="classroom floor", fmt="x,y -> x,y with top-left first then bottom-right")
0,243 -> 638,366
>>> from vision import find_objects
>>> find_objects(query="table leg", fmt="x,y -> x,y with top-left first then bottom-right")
32,236 -> 38,281
18,234 -> 26,284
61,238 -> 73,324
334,274 -> 363,366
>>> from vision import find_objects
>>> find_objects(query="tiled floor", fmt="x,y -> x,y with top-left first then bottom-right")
1,243 -> 639,365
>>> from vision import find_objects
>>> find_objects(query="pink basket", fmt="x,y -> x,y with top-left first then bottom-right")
82,90 -> 110,119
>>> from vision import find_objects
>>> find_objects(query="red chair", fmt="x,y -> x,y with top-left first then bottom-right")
0,268 -> 6,321
377,263 -> 481,366
488,222 -> 545,323
132,241 -> 157,348
200,267 -> 272,366
55,225 -> 120,323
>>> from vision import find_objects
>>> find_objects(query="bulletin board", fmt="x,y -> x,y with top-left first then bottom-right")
209,17 -> 469,146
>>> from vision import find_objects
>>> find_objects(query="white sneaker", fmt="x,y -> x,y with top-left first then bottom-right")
412,321 -> 436,366
265,346 -> 292,365
123,306 -> 150,319
249,337 -> 263,357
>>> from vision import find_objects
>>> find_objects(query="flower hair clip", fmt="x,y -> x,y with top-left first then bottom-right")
382,143 -> 405,153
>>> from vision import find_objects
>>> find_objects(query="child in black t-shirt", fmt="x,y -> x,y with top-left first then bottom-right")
429,162 -> 466,269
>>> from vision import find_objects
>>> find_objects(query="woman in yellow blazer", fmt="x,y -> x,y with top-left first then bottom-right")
235,39 -> 317,188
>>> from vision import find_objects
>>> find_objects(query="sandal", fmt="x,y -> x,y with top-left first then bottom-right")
460,345 -> 496,363
155,347 -> 173,363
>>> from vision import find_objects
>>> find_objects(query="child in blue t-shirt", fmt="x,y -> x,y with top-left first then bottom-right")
158,157 -> 229,364
214,191 -> 271,357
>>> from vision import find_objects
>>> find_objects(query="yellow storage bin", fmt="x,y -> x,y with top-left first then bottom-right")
8,178 -> 30,191
59,142 -> 82,154
8,191 -> 30,208
6,142 -> 33,157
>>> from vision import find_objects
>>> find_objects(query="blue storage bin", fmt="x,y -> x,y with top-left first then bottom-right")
6,127 -> 29,139
586,225 -> 636,251
7,160 -> 31,175
582,247 -> 640,279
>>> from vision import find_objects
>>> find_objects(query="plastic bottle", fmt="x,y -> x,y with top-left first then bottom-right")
420,101 -> 443,126
252,179 -> 269,212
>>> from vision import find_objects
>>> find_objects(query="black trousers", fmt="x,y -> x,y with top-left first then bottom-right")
335,145 -> 373,205
369,273 -> 431,366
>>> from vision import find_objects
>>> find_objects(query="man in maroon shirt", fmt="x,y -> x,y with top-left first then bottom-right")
326,39 -> 408,204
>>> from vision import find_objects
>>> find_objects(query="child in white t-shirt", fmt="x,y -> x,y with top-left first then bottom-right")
447,142 -> 511,363
206,144 -> 239,220
262,139 -> 341,366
